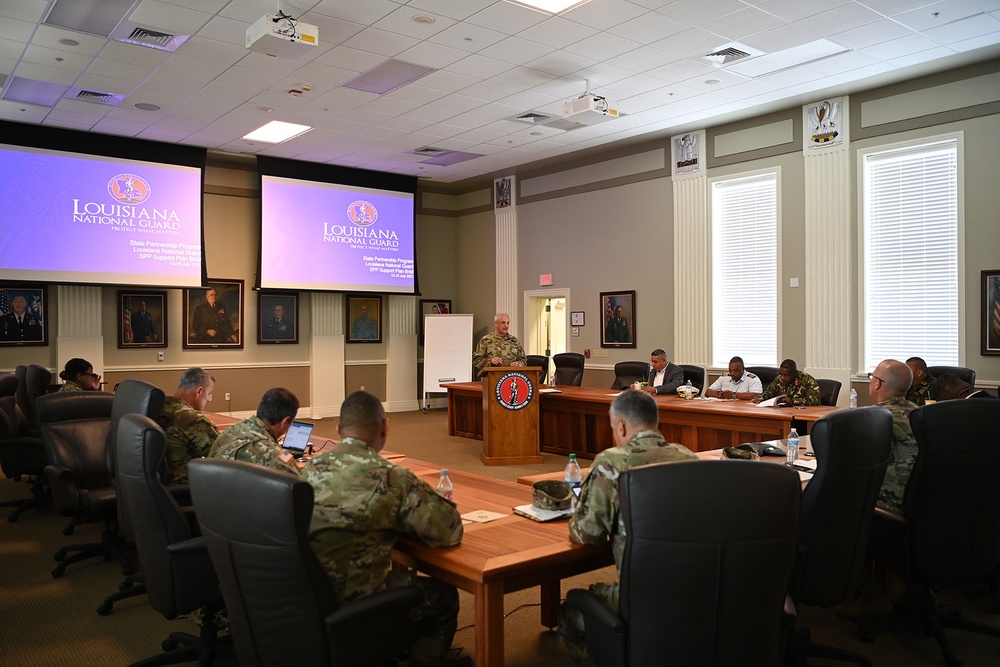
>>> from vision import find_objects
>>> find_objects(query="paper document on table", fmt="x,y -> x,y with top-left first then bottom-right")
462,510 -> 507,523
539,388 -> 561,394
513,504 -> 574,522
756,396 -> 780,407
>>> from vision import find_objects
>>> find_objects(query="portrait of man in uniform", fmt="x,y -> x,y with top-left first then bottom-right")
0,287 -> 46,346
184,280 -> 243,349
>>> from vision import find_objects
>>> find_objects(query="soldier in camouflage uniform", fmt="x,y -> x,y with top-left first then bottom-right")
302,391 -> 468,667
473,312 -> 527,377
209,387 -> 301,476
756,358 -> 820,406
870,359 -> 919,513
905,356 -> 936,405
558,390 -> 697,665
156,368 -> 220,484
58,358 -> 100,391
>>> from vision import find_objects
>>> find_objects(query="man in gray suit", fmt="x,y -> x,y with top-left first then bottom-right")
642,349 -> 685,395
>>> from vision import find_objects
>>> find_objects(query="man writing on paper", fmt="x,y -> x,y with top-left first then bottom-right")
705,356 -> 762,400
302,391 -> 469,667
473,312 -> 527,376
559,390 -> 696,665
754,358 -> 820,406
641,348 -> 685,395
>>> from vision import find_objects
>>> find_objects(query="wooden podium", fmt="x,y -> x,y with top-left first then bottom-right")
480,366 -> 543,466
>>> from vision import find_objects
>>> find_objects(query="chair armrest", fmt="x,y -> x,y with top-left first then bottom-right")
325,586 -> 423,630
565,588 -> 627,667
325,586 -> 425,667
166,536 -> 207,556
44,463 -> 80,512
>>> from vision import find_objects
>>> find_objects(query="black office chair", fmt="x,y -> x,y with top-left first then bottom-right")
863,400 -> 1000,666
526,354 -> 550,382
553,352 -> 585,386
564,460 -> 801,667
746,366 -> 779,389
97,379 -> 166,616
189,458 -> 426,667
926,365 -> 975,387
37,391 -> 125,577
0,372 -> 48,522
15,363 -> 51,435
817,379 -> 842,407
787,407 -> 892,667
611,361 -> 648,390
116,414 -> 228,667
679,364 -> 706,394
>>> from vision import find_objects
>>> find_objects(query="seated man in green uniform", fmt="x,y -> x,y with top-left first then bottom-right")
904,356 -> 936,405
472,312 -> 527,377
754,358 -> 820,406
301,391 -> 469,667
208,387 -> 301,476
558,389 -> 697,665
157,367 -> 220,484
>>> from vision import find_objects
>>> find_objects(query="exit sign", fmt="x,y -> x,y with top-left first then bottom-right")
539,273 -> 553,286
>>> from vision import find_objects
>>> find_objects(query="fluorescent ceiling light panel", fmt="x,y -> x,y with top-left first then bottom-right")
343,60 -> 435,95
3,77 -> 69,107
43,0 -> 137,38
243,121 -> 313,143
504,0 -> 593,15
727,39 -> 849,78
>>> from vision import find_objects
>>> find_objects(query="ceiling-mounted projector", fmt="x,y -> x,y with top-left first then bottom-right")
246,14 -> 318,58
563,93 -> 619,126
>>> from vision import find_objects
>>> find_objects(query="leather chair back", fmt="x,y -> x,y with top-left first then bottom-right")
526,355 -> 549,382
679,364 -> 706,393
0,372 -> 44,479
37,392 -> 115,514
611,361 -> 648,390
0,372 -> 29,438
796,407 -> 892,605
16,364 -> 51,432
817,379 -> 842,406
746,366 -> 779,389
615,461 -> 800,666
906,401 -> 1000,580
553,352 -> 585,386
116,414 -> 219,616
926,365 -> 976,387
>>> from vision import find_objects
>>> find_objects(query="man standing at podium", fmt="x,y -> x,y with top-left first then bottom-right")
473,312 -> 527,376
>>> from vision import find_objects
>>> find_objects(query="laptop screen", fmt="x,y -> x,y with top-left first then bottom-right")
282,421 -> 314,454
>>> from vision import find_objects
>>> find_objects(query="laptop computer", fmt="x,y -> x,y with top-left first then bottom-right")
282,421 -> 314,456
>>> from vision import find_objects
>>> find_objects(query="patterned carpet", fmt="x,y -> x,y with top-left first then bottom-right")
2,408 -> 999,666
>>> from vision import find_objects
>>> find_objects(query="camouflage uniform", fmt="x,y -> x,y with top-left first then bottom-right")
472,332 -> 527,377
208,415 -> 300,476
302,437 -> 463,667
876,395 -> 919,513
156,396 -> 220,484
559,430 -> 697,665
59,380 -> 83,392
759,371 -> 821,406
905,376 -> 936,406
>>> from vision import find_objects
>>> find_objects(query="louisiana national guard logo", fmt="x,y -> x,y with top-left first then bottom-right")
108,174 -> 151,204
495,371 -> 533,411
347,200 -> 378,226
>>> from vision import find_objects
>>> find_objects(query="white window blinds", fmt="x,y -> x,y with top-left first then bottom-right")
862,138 -> 959,371
712,172 -> 778,367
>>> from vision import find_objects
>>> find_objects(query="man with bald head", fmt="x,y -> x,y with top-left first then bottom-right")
472,312 -> 527,377
868,359 -> 919,512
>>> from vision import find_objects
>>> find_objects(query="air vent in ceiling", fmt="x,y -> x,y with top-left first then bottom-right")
409,146 -> 451,157
512,111 -> 553,124
75,89 -> 115,103
127,27 -> 174,48
702,43 -> 765,67
110,21 -> 191,52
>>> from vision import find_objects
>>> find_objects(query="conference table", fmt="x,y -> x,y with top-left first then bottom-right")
443,382 -> 835,457
390,457 -> 613,667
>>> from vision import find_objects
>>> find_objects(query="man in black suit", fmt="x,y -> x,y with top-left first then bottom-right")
642,348 -> 685,395
131,300 -> 157,343
262,304 -> 293,339
0,294 -> 42,342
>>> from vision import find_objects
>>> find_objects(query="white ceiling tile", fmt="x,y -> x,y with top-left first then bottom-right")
395,41 -> 468,68
889,44 -> 959,65
372,6 -> 456,39
407,0 -> 497,22
523,51 -> 598,77
518,17 -> 599,50
457,79 -> 522,103
86,57 -> 157,84
0,0 -> 48,23
563,32 -> 642,61
606,12 -> 688,44
755,0 -> 852,22
701,7 -> 787,40
657,0 -> 747,25
465,2 -> 549,35
948,27 -> 1000,49
446,54 -> 514,78
215,66 -> 284,88
281,61 -> 357,88
650,27 -> 734,58
21,43 -> 91,73
491,66 -> 557,88
428,92 -> 489,112
415,68 -> 479,92
607,46 -> 678,73
740,23 -> 824,53
342,27 -> 419,57
99,41 -> 172,68
297,14 -> 367,47
923,12 -> 1000,42
893,0 -> 985,31
427,22 -> 508,53
175,35 -> 249,64
193,17 -> 251,48
859,0 -> 951,16
315,46 -> 387,72
29,25 -> 106,56
478,36 -> 555,65
129,0 -> 213,35
860,32 -> 941,59
560,0 -> 648,30
314,86 -> 379,108
827,19 -> 914,50
14,61 -> 82,86
310,1 -> 396,29
361,95 -> 421,114
806,49 -> 884,75
76,72 -> 139,94
92,115 -> 154,135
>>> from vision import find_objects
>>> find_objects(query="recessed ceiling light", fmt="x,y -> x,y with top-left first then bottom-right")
705,79 -> 721,85
59,38 -> 80,47
504,0 -> 592,15
413,15 -> 435,24
134,102 -> 160,111
256,106 -> 273,112
242,120 -> 312,143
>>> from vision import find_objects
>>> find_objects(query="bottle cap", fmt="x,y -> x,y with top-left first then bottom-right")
440,468 -> 448,474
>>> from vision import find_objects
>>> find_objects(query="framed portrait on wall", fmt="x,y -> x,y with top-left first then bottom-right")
347,295 -> 382,343
183,279 -> 243,349
418,299 -> 452,343
258,292 -> 298,344
982,270 -> 1000,355
600,290 -> 636,349
0,285 -> 47,346
118,291 -> 167,348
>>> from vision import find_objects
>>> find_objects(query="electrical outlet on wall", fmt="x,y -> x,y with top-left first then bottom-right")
225,393 -> 232,401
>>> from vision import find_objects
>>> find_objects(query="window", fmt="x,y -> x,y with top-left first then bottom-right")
711,172 -> 778,367
862,137 -> 959,372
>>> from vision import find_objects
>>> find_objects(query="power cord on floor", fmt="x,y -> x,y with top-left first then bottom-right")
455,601 -> 542,633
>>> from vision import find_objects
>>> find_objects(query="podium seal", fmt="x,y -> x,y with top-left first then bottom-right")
495,371 -> 533,411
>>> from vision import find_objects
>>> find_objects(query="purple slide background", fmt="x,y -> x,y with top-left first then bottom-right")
261,176 -> 416,293
0,144 -> 202,286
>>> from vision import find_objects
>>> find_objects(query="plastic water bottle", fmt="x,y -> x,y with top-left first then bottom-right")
436,469 -> 454,501
684,379 -> 694,399
564,454 -> 582,510
849,388 -> 858,409
786,428 -> 800,465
